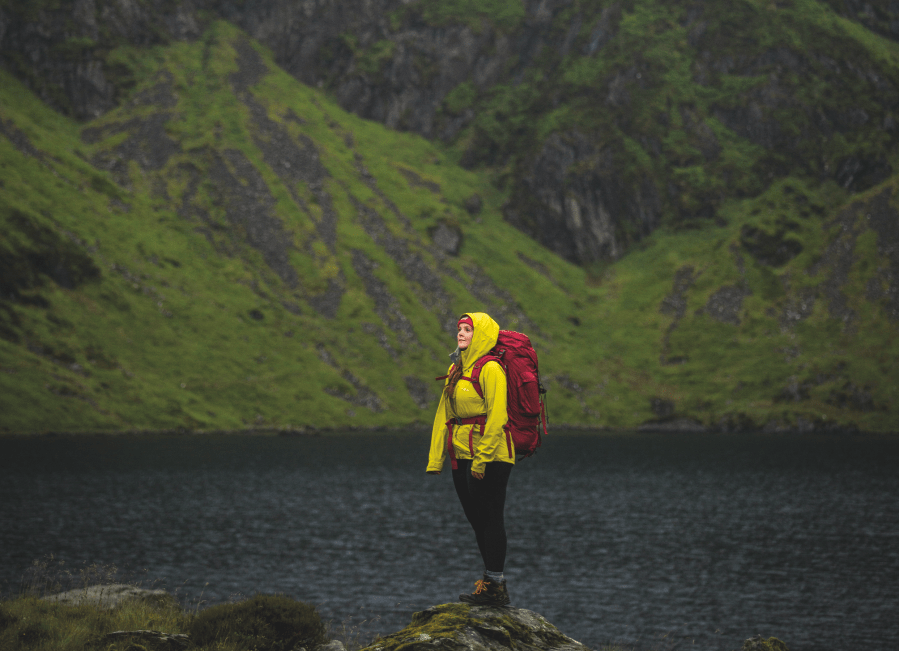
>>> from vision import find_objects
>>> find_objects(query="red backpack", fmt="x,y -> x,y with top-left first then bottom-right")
438,330 -> 548,459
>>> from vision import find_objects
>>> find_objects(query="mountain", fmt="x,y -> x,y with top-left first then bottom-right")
6,0 -> 899,265
0,1 -> 897,433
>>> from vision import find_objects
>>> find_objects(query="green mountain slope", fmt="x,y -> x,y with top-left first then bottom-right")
1,20 -> 897,433
0,22 -> 591,432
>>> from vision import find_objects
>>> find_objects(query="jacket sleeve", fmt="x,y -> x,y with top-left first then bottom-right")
471,360 -> 509,475
426,370 -> 452,473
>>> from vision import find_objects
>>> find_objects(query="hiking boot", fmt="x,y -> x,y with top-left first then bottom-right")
459,574 -> 511,606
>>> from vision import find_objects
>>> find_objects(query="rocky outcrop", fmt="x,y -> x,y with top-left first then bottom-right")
503,131 -> 661,265
42,584 -> 173,609
359,603 -> 589,651
0,0 -> 205,118
226,0 -> 492,140
104,629 -> 191,650
824,0 -> 899,44
862,188 -> 899,321
359,603 -> 792,651
100,629 -> 345,651
659,265 -> 698,366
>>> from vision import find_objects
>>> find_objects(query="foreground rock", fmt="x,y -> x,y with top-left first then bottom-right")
36,590 -> 790,651
359,603 -> 588,651
742,635 -> 789,651
357,603 -> 790,651
104,629 -> 191,650
42,584 -> 173,609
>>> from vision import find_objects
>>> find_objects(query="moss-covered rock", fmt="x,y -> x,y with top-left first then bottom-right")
742,634 -> 789,651
359,604 -> 588,651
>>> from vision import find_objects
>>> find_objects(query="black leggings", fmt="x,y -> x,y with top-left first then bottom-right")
451,458 -> 513,573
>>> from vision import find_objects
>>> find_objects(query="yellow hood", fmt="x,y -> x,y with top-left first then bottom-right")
458,312 -> 500,373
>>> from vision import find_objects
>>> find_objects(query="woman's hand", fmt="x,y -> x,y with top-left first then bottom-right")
471,470 -> 484,480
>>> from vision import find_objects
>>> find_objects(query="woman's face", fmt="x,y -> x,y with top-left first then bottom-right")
457,322 -> 474,350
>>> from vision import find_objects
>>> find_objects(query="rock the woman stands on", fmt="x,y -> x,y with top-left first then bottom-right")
427,312 -> 515,606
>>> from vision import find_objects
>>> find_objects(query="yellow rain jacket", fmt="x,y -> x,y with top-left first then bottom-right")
427,312 -> 513,475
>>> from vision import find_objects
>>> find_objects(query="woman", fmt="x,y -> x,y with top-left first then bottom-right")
427,312 -> 514,606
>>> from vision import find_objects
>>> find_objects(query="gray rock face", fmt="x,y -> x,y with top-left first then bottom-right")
105,629 -> 191,650
359,603 -> 589,651
862,189 -> 899,321
503,131 -> 660,265
432,222 -> 463,256
658,265 -> 698,366
704,285 -> 751,326
0,0 -> 204,119
42,583 -> 172,609
317,640 -> 347,651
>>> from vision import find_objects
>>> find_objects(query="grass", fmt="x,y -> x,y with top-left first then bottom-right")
0,557 -> 184,651
0,595 -> 185,651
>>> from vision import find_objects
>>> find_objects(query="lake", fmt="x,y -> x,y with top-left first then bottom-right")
0,431 -> 897,651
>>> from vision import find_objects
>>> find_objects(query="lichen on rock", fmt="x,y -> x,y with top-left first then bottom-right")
359,604 -> 589,651
42,584 -> 173,610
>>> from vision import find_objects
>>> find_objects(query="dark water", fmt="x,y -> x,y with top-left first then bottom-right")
1,432 -> 897,651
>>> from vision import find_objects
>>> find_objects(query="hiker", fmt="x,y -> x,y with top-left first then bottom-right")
427,312 -> 514,607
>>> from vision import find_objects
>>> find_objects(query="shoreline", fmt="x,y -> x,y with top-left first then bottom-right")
0,424 -> 894,437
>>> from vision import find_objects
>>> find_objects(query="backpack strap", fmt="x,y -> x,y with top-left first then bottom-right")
435,361 -> 458,383
445,416 -> 487,470
464,355 -> 502,400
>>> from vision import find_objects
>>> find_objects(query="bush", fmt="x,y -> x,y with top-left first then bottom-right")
0,604 -> 17,632
189,594 -> 328,651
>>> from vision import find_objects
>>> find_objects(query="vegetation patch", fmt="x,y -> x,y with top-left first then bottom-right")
190,594 -> 328,651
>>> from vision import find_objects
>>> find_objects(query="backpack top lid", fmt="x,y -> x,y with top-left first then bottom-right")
494,330 -> 537,360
